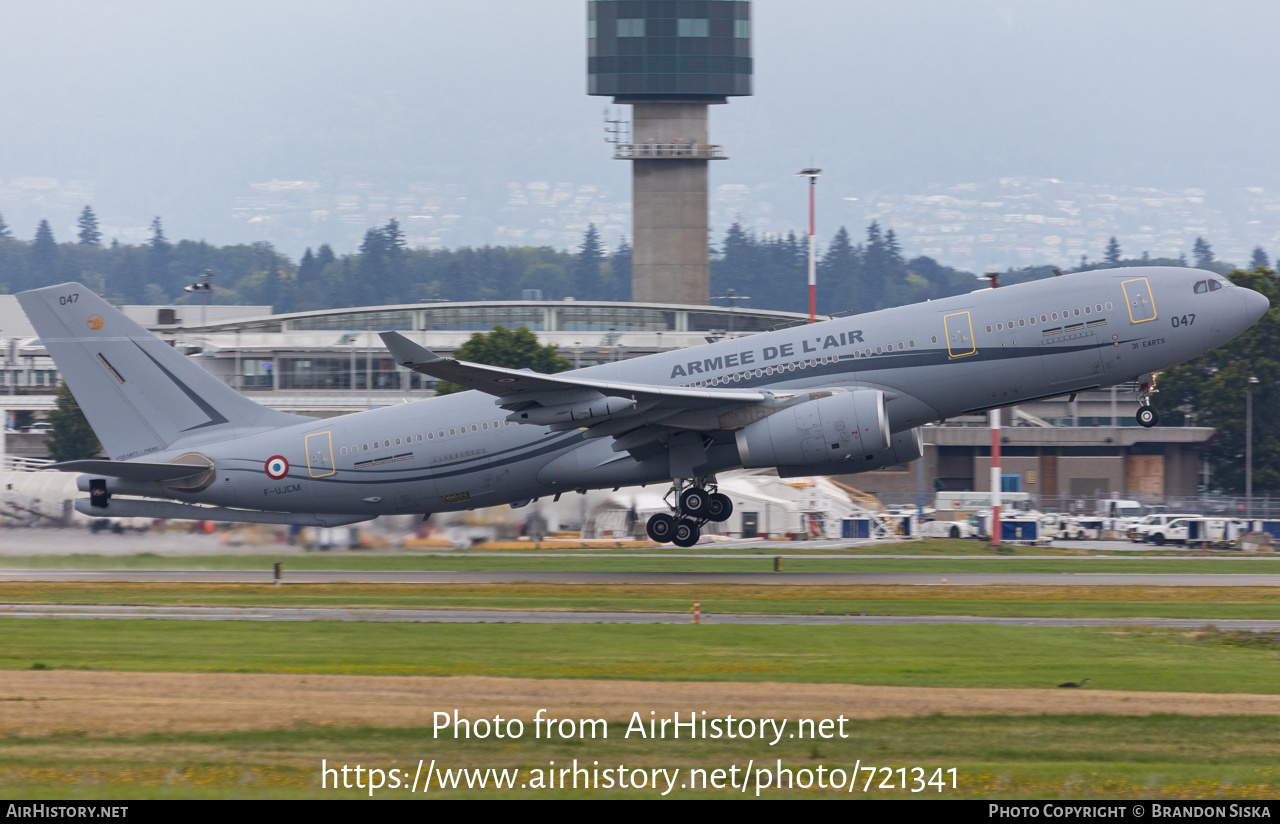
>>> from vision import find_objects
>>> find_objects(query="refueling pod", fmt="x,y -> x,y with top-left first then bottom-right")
734,389 -> 889,468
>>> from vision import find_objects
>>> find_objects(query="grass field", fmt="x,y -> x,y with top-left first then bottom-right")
0,552 -> 1278,574
1,620 -> 1278,693
2,537 -> 1277,801
3,715 -> 1278,798
2,582 -> 1280,620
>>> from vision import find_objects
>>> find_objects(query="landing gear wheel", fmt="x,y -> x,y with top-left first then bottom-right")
646,513 -> 676,543
705,493 -> 733,522
1136,405 -> 1159,427
679,488 -> 711,518
672,519 -> 701,548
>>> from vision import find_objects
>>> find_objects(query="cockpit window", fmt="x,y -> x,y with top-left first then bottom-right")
1194,280 -> 1208,294
1208,279 -> 1223,291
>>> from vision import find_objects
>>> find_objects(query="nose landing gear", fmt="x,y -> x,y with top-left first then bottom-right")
646,479 -> 734,547
1135,374 -> 1160,428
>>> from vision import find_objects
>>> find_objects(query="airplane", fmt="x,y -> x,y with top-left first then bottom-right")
17,266 -> 1268,546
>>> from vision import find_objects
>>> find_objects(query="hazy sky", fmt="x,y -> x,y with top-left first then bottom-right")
2,0 -> 1278,255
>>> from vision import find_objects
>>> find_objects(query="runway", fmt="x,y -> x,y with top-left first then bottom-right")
1,569 -> 1279,586
1,602 -> 1277,629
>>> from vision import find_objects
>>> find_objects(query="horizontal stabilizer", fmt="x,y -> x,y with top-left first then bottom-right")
49,460 -> 211,482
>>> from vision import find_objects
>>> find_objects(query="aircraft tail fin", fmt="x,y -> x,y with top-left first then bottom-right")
17,283 -> 308,461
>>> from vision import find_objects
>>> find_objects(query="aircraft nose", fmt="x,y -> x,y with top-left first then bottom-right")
1242,288 -> 1270,325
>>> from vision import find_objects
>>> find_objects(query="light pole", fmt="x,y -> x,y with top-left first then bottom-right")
183,269 -> 214,353
710,288 -> 750,336
796,168 -> 821,322
1247,375 -> 1258,519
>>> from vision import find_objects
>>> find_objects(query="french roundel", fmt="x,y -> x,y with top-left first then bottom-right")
265,456 -> 289,480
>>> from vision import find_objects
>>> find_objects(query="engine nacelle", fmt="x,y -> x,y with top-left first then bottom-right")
778,427 -> 923,478
734,389 -> 889,469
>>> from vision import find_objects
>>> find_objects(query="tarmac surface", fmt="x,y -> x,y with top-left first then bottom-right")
0,602 -> 1276,629
1,569 -> 1279,586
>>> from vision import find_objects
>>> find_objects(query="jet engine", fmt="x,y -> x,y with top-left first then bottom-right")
777,427 -> 923,477
734,389 -> 889,469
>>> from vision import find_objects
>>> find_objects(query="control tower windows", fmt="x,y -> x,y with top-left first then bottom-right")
678,19 -> 709,37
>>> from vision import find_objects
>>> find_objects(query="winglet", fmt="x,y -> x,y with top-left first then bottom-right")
379,331 -> 444,368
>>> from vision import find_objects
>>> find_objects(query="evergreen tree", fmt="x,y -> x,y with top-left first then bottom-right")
297,247 -> 319,286
1252,247 -> 1271,270
31,220 -> 57,280
383,218 -> 406,256
46,382 -> 101,462
315,243 -> 336,270
356,227 -> 387,305
609,235 -> 632,301
148,217 -> 168,249
76,206 -> 101,246
570,223 -> 605,299
1105,236 -> 1122,266
146,217 -> 170,290
0,212 -> 10,239
1193,237 -> 1214,269
435,325 -> 571,395
818,226 -> 860,314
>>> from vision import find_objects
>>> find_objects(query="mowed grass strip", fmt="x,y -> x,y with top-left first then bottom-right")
3,620 -> 1280,693
2,583 -> 1280,619
0,552 -> 1278,574
2,716 -> 1279,799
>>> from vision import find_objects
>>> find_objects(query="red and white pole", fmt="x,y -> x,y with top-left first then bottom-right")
693,596 -> 701,625
808,178 -> 817,322
990,410 -> 1002,547
797,169 -> 822,322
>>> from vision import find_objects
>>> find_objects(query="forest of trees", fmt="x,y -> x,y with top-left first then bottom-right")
0,207 -> 1263,319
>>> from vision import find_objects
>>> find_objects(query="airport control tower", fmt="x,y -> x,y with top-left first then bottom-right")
588,0 -> 752,305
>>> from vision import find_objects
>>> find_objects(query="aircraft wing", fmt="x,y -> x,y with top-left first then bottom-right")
380,332 -> 766,411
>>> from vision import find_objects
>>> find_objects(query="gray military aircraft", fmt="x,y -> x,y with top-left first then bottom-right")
18,266 -> 1267,546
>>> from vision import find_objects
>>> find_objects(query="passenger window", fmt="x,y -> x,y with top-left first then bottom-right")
1194,280 -> 1208,294
1208,280 -> 1222,292
1018,319 -> 1025,327
986,325 -> 993,333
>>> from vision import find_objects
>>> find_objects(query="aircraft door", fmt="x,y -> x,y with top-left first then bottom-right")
943,311 -> 977,358
1121,278 -> 1158,324
305,431 -> 336,478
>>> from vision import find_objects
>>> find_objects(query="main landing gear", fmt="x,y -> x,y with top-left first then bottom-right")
645,479 -> 734,547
